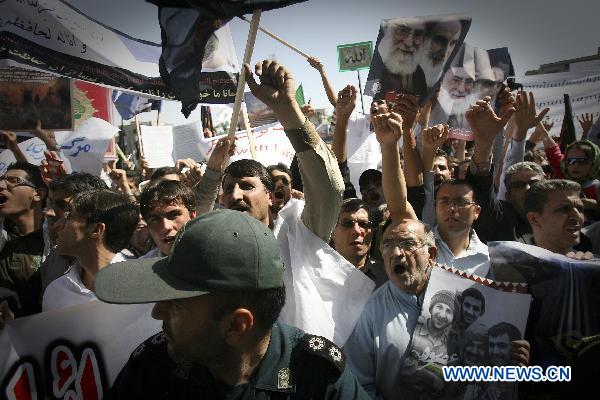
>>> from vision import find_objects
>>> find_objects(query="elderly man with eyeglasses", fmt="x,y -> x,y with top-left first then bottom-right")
0,161 -> 48,317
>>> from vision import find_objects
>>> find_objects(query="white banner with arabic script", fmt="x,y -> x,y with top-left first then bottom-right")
197,122 -> 296,167
0,300 -> 161,399
516,70 -> 600,139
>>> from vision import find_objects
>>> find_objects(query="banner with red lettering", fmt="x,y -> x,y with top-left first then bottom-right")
0,301 -> 161,399
197,122 -> 296,167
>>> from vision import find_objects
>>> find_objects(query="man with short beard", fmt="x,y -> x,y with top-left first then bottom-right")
420,19 -> 463,86
376,20 -> 427,97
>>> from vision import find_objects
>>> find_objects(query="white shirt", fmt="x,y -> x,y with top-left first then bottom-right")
434,227 -> 490,277
42,252 -> 131,311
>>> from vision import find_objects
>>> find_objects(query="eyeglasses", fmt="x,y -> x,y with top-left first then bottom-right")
566,157 -> 591,166
382,239 -> 426,257
0,175 -> 36,189
338,219 -> 373,230
436,199 -> 477,209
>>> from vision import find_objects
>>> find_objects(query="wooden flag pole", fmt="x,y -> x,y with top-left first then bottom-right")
240,106 -> 257,160
357,70 -> 365,115
134,115 -> 145,158
239,15 -> 310,59
228,9 -> 262,139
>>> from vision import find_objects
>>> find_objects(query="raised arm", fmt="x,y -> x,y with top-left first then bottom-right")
308,57 -> 338,107
331,85 -> 357,163
578,113 -> 594,140
1,131 -> 27,162
420,124 -> 449,226
245,60 -> 344,242
392,94 -> 423,186
373,112 -> 416,221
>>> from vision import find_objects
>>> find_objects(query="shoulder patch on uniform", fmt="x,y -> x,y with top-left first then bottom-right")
131,331 -> 168,360
294,334 -> 346,374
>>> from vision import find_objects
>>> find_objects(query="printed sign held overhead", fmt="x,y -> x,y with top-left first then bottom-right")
337,42 -> 373,71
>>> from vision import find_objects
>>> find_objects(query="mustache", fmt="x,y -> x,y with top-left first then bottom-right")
230,200 -> 250,211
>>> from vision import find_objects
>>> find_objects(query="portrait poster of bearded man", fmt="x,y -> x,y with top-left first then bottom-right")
364,13 -> 471,107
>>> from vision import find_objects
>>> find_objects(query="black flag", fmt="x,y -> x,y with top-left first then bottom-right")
146,0 -> 308,117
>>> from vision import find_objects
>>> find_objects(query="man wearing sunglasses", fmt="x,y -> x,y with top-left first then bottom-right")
331,198 -> 387,288
0,162 -> 47,317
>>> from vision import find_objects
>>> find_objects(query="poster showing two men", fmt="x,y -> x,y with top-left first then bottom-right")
399,267 -> 531,400
429,45 -> 515,139
364,14 -> 471,105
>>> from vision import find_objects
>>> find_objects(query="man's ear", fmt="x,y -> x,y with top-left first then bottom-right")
472,204 -> 482,220
88,222 -> 106,240
33,187 -> 48,203
428,245 -> 437,261
526,211 -> 541,228
221,308 -> 254,347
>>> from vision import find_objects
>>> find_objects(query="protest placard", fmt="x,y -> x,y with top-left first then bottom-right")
365,13 -> 471,106
140,121 -> 205,168
198,122 -> 295,167
243,92 -> 278,128
398,266 -> 531,400
0,67 -> 72,131
0,300 -> 160,399
337,42 -> 373,72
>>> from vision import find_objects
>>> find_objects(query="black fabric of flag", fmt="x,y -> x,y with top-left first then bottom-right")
559,94 -> 577,153
146,0 -> 307,118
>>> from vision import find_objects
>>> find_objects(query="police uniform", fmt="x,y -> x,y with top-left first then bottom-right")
108,322 -> 369,399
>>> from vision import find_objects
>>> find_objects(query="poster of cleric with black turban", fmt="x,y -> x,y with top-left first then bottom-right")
364,14 -> 471,105
399,267 -> 531,400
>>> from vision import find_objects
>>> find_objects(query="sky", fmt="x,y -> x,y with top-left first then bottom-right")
67,0 -> 600,126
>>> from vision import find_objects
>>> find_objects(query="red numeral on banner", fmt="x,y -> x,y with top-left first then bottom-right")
4,362 -> 37,400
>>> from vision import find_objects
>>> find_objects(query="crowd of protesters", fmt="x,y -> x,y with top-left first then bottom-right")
0,54 -> 598,399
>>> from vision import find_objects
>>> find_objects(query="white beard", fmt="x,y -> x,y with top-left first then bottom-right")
378,32 -> 423,75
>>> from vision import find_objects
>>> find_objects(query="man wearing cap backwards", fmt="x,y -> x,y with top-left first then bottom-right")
96,210 -> 369,399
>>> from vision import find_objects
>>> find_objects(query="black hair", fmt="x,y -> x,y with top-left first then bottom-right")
267,163 -> 292,179
140,180 -> 196,220
223,159 -> 275,193
7,161 -> 45,189
70,189 -> 139,253
209,286 -> 286,334
359,169 -> 382,191
460,288 -> 486,315
435,179 -> 478,203
524,179 -> 581,215
340,198 -> 371,219
488,322 -> 521,341
49,172 -> 108,195
150,166 -> 179,182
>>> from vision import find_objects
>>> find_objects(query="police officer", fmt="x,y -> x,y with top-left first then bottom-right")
96,210 -> 369,399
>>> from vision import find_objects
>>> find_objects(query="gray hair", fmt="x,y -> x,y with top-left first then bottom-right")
423,222 -> 435,249
524,179 -> 581,214
504,161 -> 544,189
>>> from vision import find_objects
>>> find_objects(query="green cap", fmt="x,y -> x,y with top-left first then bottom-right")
95,209 -> 284,304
